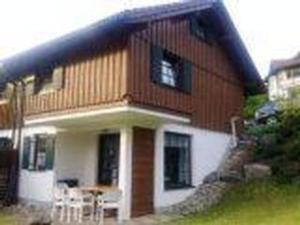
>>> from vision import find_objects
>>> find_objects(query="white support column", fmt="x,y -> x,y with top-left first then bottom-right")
118,126 -> 133,221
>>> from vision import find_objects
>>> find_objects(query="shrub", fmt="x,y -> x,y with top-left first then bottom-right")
248,106 -> 300,183
243,94 -> 268,119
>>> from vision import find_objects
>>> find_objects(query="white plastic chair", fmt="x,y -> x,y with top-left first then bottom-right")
96,190 -> 122,225
67,188 -> 95,223
51,183 -> 68,222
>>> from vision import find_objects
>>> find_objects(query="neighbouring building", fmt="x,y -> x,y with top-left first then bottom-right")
268,53 -> 300,100
0,0 -> 263,220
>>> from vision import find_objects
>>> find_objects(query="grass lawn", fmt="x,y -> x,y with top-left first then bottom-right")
0,213 -> 17,225
173,180 -> 300,225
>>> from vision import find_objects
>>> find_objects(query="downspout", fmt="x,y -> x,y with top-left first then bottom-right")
230,116 -> 240,148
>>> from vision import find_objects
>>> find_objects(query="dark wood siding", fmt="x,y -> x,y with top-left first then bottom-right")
24,43 -> 128,117
131,127 -> 155,217
0,103 -> 11,129
7,16 -> 248,134
128,17 -> 245,133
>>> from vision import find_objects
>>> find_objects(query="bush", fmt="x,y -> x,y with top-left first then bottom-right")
249,106 -> 300,184
244,94 -> 268,119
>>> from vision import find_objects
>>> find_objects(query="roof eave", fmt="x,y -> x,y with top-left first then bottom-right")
211,1 -> 265,95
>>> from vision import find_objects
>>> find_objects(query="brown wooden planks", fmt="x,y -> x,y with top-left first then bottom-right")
23,43 -> 128,117
131,127 -> 155,217
128,17 -> 245,133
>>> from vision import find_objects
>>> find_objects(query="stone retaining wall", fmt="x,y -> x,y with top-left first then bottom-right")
159,139 -> 255,216
159,181 -> 230,216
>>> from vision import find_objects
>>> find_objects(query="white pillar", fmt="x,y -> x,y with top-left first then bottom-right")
118,127 -> 133,220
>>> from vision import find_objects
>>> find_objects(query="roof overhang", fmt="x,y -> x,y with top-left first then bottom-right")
0,0 -> 264,94
24,106 -> 190,130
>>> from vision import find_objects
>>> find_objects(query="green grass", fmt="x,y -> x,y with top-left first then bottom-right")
173,179 -> 300,225
0,213 -> 17,225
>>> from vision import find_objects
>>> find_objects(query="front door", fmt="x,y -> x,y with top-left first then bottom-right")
98,134 -> 120,186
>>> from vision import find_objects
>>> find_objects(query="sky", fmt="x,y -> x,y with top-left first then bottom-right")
0,0 -> 300,77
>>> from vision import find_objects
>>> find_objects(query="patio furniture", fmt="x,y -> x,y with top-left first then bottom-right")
96,190 -> 122,225
81,185 -> 119,195
51,183 -> 68,222
67,188 -> 95,223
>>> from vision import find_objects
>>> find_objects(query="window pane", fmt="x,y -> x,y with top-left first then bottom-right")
164,132 -> 191,189
28,137 -> 36,170
161,59 -> 177,87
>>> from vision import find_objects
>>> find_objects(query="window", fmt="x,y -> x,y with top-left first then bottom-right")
34,65 -> 65,95
164,132 -> 192,190
0,138 -> 12,150
161,52 -> 182,87
22,134 -> 55,171
0,83 -> 12,102
35,66 -> 54,93
151,46 -> 192,93
287,67 -> 300,79
190,16 -> 214,43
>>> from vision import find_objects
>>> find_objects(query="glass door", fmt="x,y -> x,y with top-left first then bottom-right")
98,133 -> 120,186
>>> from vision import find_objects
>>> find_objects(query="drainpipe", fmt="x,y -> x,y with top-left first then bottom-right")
230,116 -> 240,148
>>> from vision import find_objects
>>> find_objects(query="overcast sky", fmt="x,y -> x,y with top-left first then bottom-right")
0,0 -> 300,77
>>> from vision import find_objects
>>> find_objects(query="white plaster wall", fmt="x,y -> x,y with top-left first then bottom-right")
18,126 -> 57,203
54,132 -> 98,187
268,71 -> 300,101
19,171 -> 54,202
154,123 -> 231,208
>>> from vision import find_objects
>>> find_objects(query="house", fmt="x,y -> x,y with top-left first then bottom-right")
0,0 -> 263,220
268,53 -> 300,100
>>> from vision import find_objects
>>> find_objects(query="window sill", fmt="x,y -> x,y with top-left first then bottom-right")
23,169 -> 52,173
153,81 -> 191,95
165,185 -> 195,192
37,88 -> 56,96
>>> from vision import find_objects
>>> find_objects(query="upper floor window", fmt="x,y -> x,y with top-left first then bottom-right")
35,66 -> 54,93
151,45 -> 192,93
161,52 -> 181,87
0,83 -> 13,103
287,67 -> 300,79
22,134 -> 55,171
190,15 -> 214,43
31,65 -> 65,95
0,90 -> 6,101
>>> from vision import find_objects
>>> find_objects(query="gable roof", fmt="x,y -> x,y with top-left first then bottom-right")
0,0 -> 264,94
269,53 -> 300,76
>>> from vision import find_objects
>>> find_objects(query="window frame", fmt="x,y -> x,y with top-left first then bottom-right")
287,67 -> 300,79
22,134 -> 55,172
190,15 -> 214,44
33,65 -> 65,95
164,132 -> 193,191
160,51 -> 183,89
151,45 -> 193,94
35,66 -> 55,94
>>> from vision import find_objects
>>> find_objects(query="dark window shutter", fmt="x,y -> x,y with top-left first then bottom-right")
45,135 -> 55,170
181,60 -> 193,93
151,45 -> 163,83
52,67 -> 64,90
22,137 -> 31,169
